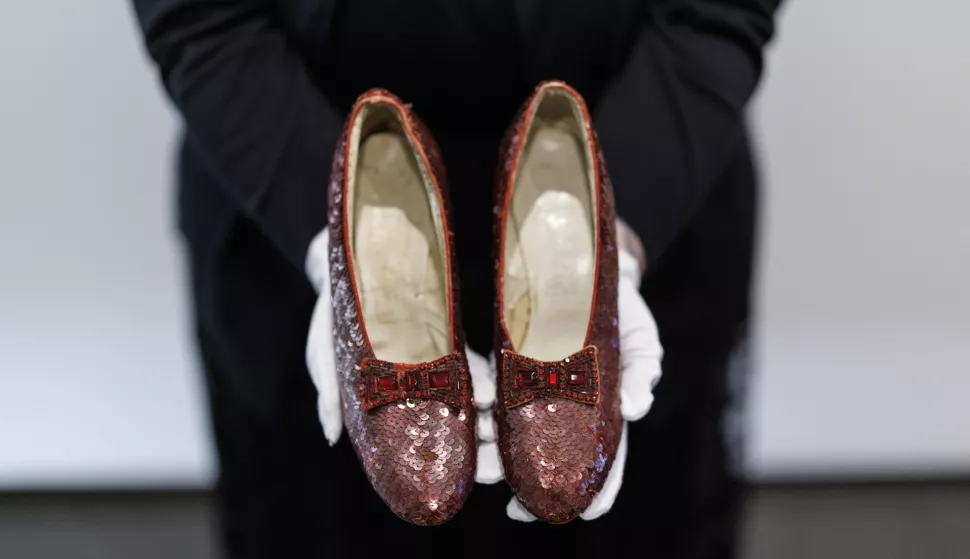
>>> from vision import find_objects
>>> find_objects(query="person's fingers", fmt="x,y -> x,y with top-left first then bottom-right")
304,230 -> 331,293
306,280 -> 342,445
475,441 -> 504,484
618,254 -> 663,422
616,219 -> 647,279
477,408 -> 496,443
618,249 -> 643,290
468,348 -> 497,410
580,422 -> 628,520
316,390 -> 342,446
506,497 -> 538,522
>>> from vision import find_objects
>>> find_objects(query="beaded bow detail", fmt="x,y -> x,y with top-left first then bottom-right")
501,346 -> 600,408
359,353 -> 470,412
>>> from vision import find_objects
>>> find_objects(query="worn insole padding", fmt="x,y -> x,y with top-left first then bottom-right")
505,123 -> 595,362
353,132 -> 450,364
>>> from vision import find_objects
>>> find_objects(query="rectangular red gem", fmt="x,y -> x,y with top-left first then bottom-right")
406,373 -> 418,390
568,372 -> 586,385
377,377 -> 397,391
547,371 -> 558,387
429,372 -> 450,388
517,371 -> 538,387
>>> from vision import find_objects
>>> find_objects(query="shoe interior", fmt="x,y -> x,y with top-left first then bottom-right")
503,89 -> 597,362
346,103 -> 451,364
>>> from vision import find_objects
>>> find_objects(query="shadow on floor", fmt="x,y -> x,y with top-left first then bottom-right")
2,484 -> 969,559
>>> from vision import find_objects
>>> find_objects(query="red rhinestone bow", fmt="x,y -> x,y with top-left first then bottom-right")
501,346 -> 600,408
359,353 -> 469,412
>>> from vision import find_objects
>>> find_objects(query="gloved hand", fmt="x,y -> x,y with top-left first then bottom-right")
474,242 -> 664,521
304,230 -> 494,449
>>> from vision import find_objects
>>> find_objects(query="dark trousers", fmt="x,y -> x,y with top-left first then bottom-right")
182,130 -> 757,559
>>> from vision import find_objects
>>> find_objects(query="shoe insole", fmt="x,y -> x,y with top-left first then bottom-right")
504,121 -> 595,362
353,132 -> 450,364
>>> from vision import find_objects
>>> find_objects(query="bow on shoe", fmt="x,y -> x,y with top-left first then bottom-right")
359,353 -> 470,411
501,346 -> 600,408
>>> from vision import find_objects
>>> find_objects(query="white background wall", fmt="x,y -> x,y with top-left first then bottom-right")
0,1 -> 212,487
0,0 -> 967,488
748,0 -> 970,478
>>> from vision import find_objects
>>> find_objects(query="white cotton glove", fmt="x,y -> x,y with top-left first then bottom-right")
305,230 -> 342,444
304,230 -> 496,446
475,248 -> 664,521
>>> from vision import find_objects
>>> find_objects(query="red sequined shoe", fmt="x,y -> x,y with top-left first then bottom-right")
493,81 -> 622,523
327,90 -> 475,525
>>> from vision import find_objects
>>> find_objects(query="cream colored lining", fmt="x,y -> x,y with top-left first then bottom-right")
503,88 -> 598,361
346,104 -> 451,364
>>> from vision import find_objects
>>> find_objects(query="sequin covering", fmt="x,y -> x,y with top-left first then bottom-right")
328,90 -> 475,525
493,82 -> 621,524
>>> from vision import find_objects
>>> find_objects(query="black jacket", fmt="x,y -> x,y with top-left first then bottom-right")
132,0 -> 780,272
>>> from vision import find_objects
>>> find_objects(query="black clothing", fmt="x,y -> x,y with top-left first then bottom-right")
134,0 -> 779,557
135,0 -> 778,271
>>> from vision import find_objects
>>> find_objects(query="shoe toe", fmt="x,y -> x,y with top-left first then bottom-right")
503,397 -> 613,523
360,400 -> 475,525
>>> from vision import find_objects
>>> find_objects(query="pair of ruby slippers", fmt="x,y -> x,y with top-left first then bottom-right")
328,81 -> 621,525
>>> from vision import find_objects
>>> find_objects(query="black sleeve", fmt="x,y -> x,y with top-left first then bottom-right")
594,0 -> 782,266
132,0 -> 341,270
